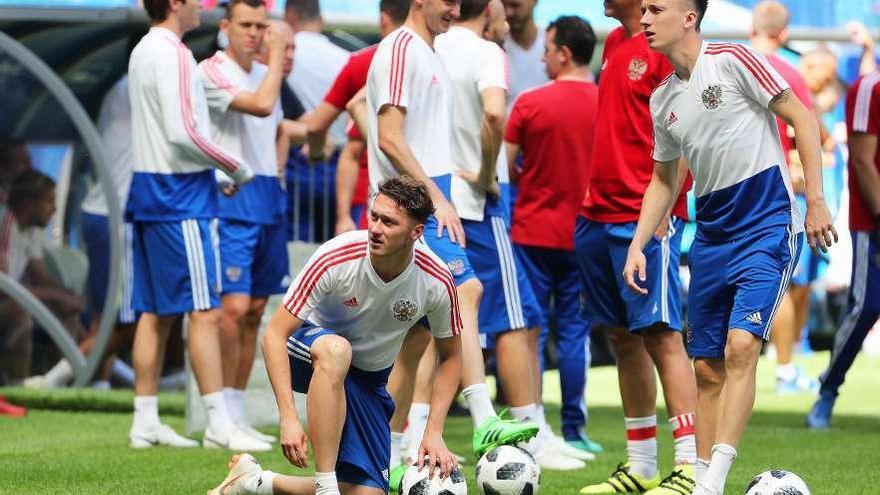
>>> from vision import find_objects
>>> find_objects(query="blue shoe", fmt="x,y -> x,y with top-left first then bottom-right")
776,367 -> 819,395
566,436 -> 604,454
806,395 -> 835,430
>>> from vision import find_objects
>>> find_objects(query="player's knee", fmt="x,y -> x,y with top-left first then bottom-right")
189,309 -> 220,328
724,332 -> 762,369
458,277 -> 483,303
221,295 -> 250,321
694,359 -> 724,388
606,327 -> 642,355
311,335 -> 352,372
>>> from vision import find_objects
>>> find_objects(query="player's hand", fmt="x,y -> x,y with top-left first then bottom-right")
417,432 -> 458,479
335,215 -> 357,236
457,170 -> 500,198
805,199 -> 838,255
433,197 -> 466,247
220,182 -> 240,197
279,417 -> 309,468
263,24 -> 286,56
847,21 -> 875,51
623,247 -> 649,295
654,214 -> 670,241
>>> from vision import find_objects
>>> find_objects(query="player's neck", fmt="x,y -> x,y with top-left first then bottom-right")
511,20 -> 538,49
153,18 -> 185,39
225,47 -> 254,72
667,34 -> 703,82
617,13 -> 643,37
555,65 -> 591,82
453,17 -> 486,38
369,250 -> 412,283
405,17 -> 436,48
750,36 -> 781,56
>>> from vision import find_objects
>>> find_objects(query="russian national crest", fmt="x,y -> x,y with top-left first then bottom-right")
225,266 -> 242,282
701,84 -> 724,110
392,298 -> 418,322
627,56 -> 648,81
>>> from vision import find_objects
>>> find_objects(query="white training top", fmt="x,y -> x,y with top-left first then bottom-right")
0,207 -> 44,282
366,26 -> 456,196
286,31 -> 350,146
650,41 -> 803,241
282,230 -> 462,372
436,27 -> 508,222
81,75 -> 133,217
504,30 -> 549,105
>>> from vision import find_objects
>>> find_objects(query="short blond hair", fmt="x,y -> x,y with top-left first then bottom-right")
753,0 -> 790,38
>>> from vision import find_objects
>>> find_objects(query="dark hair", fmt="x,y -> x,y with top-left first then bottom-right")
380,0 -> 410,26
377,176 -> 434,224
0,138 -> 25,164
284,0 -> 320,21
547,15 -> 596,66
9,169 -> 54,211
690,0 -> 708,31
458,0 -> 490,22
225,0 -> 266,19
143,0 -> 185,22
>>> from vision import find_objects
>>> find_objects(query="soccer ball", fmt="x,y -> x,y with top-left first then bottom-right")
400,461 -> 467,495
744,470 -> 810,495
475,445 -> 541,495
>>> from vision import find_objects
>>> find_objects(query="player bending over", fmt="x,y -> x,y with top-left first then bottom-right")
209,176 -> 463,495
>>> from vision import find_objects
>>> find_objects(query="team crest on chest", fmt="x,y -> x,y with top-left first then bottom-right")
392,298 -> 419,322
701,84 -> 724,110
627,56 -> 648,81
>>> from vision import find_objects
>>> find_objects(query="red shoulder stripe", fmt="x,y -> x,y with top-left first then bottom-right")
284,241 -> 367,314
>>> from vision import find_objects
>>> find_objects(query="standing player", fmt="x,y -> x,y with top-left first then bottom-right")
209,177 -> 463,495
501,0 -> 548,103
627,1 -> 836,494
504,14 -> 598,464
436,0 -> 580,471
199,0 -> 298,448
575,1 -> 697,493
127,0 -> 254,449
806,69 -> 880,429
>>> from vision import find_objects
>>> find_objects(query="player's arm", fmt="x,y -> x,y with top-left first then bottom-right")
225,28 -> 286,117
418,334 -> 463,478
770,89 -> 838,253
623,158 -> 680,295
261,306 -> 308,467
345,87 -> 369,145
24,258 -> 83,314
335,139 -> 364,235
504,141 -> 521,184
848,131 -> 880,222
303,102 -> 343,162
378,105 -> 466,246
654,158 -> 690,238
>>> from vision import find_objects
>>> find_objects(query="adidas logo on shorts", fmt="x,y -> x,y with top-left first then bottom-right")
746,312 -> 763,326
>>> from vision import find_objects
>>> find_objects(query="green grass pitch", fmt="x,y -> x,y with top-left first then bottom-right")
0,352 -> 877,494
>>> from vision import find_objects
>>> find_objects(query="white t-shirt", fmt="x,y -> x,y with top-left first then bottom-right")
0,207 -> 44,282
436,27 -> 508,221
286,31 -> 350,146
200,51 -> 283,179
504,30 -> 549,105
366,26 -> 456,195
651,41 -> 803,241
282,230 -> 462,372
81,75 -> 133,217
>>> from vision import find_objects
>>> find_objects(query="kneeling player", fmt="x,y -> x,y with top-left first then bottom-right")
210,177 -> 463,495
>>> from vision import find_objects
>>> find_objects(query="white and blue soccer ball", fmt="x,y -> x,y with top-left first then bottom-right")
400,462 -> 467,495
744,470 -> 810,495
475,445 -> 541,495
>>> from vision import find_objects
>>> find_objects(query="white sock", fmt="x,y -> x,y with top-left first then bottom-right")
695,458 -> 710,484
224,387 -> 246,424
244,469 -> 276,495
703,444 -> 737,493
390,432 -> 404,469
776,363 -> 797,381
45,359 -> 73,387
462,383 -> 496,427
536,404 -> 549,429
405,403 -> 430,462
625,415 -> 658,479
510,404 -> 545,454
670,413 -> 697,465
133,395 -> 160,430
314,471 -> 340,495
203,391 -> 233,432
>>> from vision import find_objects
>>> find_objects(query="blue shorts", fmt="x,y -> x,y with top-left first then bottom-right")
81,212 -> 136,324
132,218 -> 221,316
464,213 -> 541,335
790,195 -> 822,286
420,215 -> 476,286
218,219 -> 289,298
575,216 -> 684,332
687,226 -> 802,358
287,325 -> 394,491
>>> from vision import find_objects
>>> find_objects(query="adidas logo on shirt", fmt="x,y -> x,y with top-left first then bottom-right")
745,312 -> 763,326
667,111 -> 678,126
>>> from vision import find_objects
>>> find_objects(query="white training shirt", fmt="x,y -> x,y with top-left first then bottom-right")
81,75 -> 133,217
282,230 -> 462,372
0,206 -> 44,282
436,27 -> 508,221
286,31 -> 350,146
504,31 -> 549,105
650,41 -> 803,241
366,26 -> 456,195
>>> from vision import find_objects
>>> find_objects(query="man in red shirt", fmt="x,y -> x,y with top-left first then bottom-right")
807,70 -> 880,429
574,1 -> 697,493
750,0 -> 821,395
303,0 -> 409,234
504,14 -> 599,457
